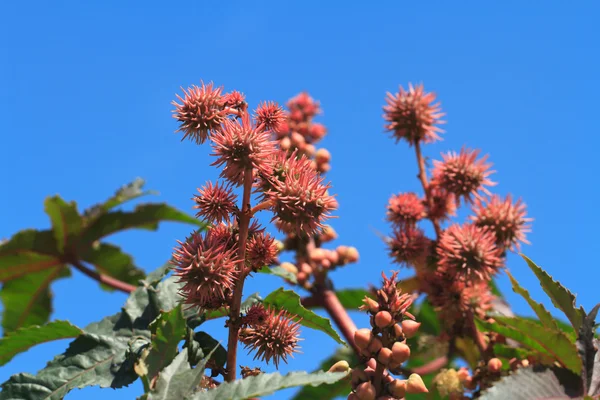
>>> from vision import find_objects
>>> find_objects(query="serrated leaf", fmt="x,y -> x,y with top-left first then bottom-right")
292,347 -> 356,400
84,178 -> 157,222
1,266 -> 70,334
81,243 -> 146,291
44,195 -> 82,253
493,343 -> 549,363
192,370 -> 349,400
146,305 -> 188,380
480,366 -> 583,400
263,288 -> 345,345
257,265 -> 297,284
144,263 -> 173,286
0,320 -> 82,366
0,312 -> 147,400
507,270 -> 559,331
522,254 -> 585,331
0,230 -> 61,282
79,203 -> 205,244
489,316 -> 582,374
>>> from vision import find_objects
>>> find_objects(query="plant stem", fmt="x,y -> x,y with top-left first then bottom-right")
71,260 -> 136,293
250,200 -> 272,215
225,168 -> 254,382
414,141 -> 442,238
318,288 -> 360,353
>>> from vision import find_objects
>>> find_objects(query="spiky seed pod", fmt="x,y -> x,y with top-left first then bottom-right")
172,81 -> 226,144
386,192 -> 426,227
241,304 -> 269,327
437,223 -> 503,282
239,307 -> 301,368
223,90 -> 246,109
211,114 -> 275,185
388,226 -> 430,266
426,185 -> 457,222
383,83 -> 445,145
246,232 -> 278,271
193,181 -> 237,223
471,194 -> 532,251
171,231 -> 238,310
432,148 -> 495,204
254,101 -> 286,132
287,92 -> 320,121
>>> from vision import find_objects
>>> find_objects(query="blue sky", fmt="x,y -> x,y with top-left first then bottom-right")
1,1 -> 599,399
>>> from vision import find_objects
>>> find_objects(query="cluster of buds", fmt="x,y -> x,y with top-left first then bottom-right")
273,92 -> 331,173
343,272 -> 428,399
382,83 -> 532,333
431,368 -> 473,399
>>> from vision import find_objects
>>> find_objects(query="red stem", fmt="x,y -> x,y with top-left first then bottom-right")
414,141 -> 442,238
318,288 -> 360,354
250,200 -> 272,215
71,260 -> 136,293
225,168 -> 254,382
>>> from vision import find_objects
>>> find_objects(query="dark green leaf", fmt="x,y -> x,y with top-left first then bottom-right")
331,288 -> 371,310
292,347 -> 356,400
192,370 -> 349,400
146,305 -> 188,380
507,270 -> 559,331
81,243 -> 145,291
397,276 -> 419,293
0,320 -> 82,366
186,331 -> 227,369
480,366 -> 583,400
522,254 -> 585,331
79,203 -> 205,244
493,344 -> 540,362
1,266 -> 70,334
0,230 -> 61,282
84,178 -> 157,222
414,299 -> 441,336
144,262 -> 173,286
257,265 -> 297,284
44,195 -> 82,253
263,288 -> 345,345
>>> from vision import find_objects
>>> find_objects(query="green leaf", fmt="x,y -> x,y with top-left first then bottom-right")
397,276 -> 420,293
192,370 -> 349,400
81,243 -> 146,291
84,178 -> 157,222
522,254 -> 585,331
330,288 -> 371,310
145,305 -> 188,380
489,277 -> 504,298
0,312 -> 148,400
480,366 -> 583,400
1,266 -> 70,334
292,347 -> 357,400
0,230 -> 62,282
414,299 -> 441,336
187,331 -> 227,369
0,320 -> 82,366
44,195 -> 82,253
79,203 -> 206,244
493,344 -> 542,362
257,265 -> 297,284
144,262 -> 173,286
507,270 -> 559,331
263,288 -> 345,345
483,316 -> 582,374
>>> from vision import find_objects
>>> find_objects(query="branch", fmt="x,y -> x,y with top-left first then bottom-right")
317,287 -> 360,354
414,141 -> 442,238
71,260 -> 136,293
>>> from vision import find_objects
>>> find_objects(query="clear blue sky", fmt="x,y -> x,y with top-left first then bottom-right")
1,1 -> 598,399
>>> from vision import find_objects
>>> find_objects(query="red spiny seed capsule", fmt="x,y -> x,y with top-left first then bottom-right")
377,347 -> 392,365
355,382 -> 376,400
172,81 -> 226,144
471,194 -> 532,252
367,337 -> 383,354
254,101 -> 285,132
383,83 -> 445,146
246,232 -> 278,270
388,379 -> 407,398
309,123 -> 327,140
406,374 -> 429,394
391,341 -> 411,364
222,90 -> 246,109
436,223 -> 503,283
488,358 -> 503,373
211,114 -> 275,185
427,185 -> 457,222
401,320 -> 421,339
239,308 -> 301,368
375,311 -> 393,328
171,231 -> 238,310
431,148 -> 495,204
387,192 -> 426,227
388,226 -> 430,266
193,181 -> 237,223
241,304 -> 269,327
354,328 -> 373,350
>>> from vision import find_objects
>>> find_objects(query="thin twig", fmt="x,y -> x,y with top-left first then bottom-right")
414,141 -> 442,238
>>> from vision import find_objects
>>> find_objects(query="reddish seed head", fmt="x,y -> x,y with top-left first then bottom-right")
222,90 -> 246,109
426,185 -> 457,222
239,307 -> 301,368
211,114 -> 275,185
388,226 -> 430,266
432,148 -> 495,204
471,194 -> 532,251
437,223 -> 503,282
254,101 -> 286,132
287,92 -> 320,121
246,232 -> 278,270
241,304 -> 269,327
309,123 -> 327,140
172,81 -> 226,144
193,181 -> 237,223
171,231 -> 238,310
383,83 -> 445,146
387,192 -> 426,227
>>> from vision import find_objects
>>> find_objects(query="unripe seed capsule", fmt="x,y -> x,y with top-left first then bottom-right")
393,324 -> 403,339
304,144 -> 316,157
328,360 -> 350,373
377,347 -> 392,365
279,136 -> 291,150
355,382 -> 376,400
457,367 -> 470,382
391,342 -> 411,364
346,247 -> 360,263
367,337 -> 383,354
348,393 -> 359,400
488,358 -> 503,373
363,297 -> 379,314
375,311 -> 393,328
354,328 -> 373,350
351,368 -> 368,385
315,148 -> 331,164
406,373 -> 428,394
299,263 -> 313,275
388,379 -> 407,398
401,320 -> 421,338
